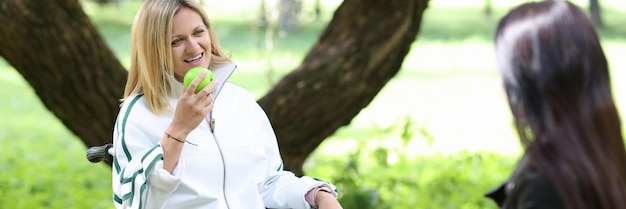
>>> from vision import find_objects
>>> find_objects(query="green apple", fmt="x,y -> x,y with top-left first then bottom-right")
183,67 -> 214,93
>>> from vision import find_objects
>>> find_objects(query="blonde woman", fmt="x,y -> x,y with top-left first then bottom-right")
112,0 -> 343,208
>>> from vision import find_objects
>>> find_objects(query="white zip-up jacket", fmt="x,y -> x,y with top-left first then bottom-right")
112,63 -> 336,209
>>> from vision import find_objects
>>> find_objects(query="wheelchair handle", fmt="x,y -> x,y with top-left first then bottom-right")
86,143 -> 113,163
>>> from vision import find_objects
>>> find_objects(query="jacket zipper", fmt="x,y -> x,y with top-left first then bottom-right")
210,117 -> 231,209
207,63 -> 236,209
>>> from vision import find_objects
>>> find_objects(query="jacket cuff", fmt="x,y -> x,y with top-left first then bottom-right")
301,177 -> 338,208
148,157 -> 184,192
305,186 -> 334,208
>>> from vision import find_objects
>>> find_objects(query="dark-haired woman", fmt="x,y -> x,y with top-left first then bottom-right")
486,1 -> 626,209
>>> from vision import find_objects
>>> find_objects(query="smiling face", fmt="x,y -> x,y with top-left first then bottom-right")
171,7 -> 212,81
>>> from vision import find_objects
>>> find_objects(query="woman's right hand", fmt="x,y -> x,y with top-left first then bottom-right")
169,70 -> 218,138
161,71 -> 217,173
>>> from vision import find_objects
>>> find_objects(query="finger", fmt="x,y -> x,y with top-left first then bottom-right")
207,79 -> 218,91
197,79 -> 218,97
185,70 -> 208,94
204,100 -> 213,108
202,91 -> 214,107
205,96 -> 214,108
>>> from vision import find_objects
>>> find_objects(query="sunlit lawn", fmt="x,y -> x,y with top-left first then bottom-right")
316,0 -> 626,158
1,0 -> 625,208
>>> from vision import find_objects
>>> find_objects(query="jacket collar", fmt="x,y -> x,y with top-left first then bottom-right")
210,62 -> 237,99
485,154 -> 529,206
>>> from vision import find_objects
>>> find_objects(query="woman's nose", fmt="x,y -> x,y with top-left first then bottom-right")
185,38 -> 201,52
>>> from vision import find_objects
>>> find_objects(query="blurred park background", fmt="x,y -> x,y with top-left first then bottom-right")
1,0 -> 625,208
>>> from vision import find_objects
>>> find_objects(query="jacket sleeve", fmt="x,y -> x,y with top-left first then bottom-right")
251,103 -> 338,209
112,114 -> 184,209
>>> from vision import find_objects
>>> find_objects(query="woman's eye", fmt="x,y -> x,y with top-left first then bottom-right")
194,29 -> 205,35
171,39 -> 182,46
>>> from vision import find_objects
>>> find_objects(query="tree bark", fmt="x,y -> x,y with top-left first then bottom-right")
259,0 -> 430,175
589,0 -> 603,27
484,0 -> 492,17
278,0 -> 302,33
0,0 -> 127,147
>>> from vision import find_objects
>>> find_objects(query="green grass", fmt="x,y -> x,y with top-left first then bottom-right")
0,59 -> 113,209
1,0 -> 625,208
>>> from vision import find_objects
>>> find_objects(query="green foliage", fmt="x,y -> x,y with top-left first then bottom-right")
304,118 -> 518,209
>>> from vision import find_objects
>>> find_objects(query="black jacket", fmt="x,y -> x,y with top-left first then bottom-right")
485,156 -> 565,209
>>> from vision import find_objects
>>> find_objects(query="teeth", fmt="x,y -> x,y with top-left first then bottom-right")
185,53 -> 202,62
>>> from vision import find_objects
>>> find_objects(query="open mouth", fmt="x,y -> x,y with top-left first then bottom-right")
184,53 -> 203,63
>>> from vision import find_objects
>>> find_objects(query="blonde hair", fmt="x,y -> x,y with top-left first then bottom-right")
123,0 -> 231,115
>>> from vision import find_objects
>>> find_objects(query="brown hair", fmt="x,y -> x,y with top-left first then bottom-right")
495,1 -> 626,208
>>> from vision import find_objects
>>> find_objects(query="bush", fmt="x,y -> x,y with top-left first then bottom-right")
304,117 -> 518,209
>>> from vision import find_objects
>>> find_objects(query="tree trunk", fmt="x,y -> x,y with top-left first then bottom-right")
259,0 -> 430,175
314,0 -> 321,20
484,0 -> 492,17
0,0 -> 127,147
589,0 -> 603,27
278,0 -> 302,33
